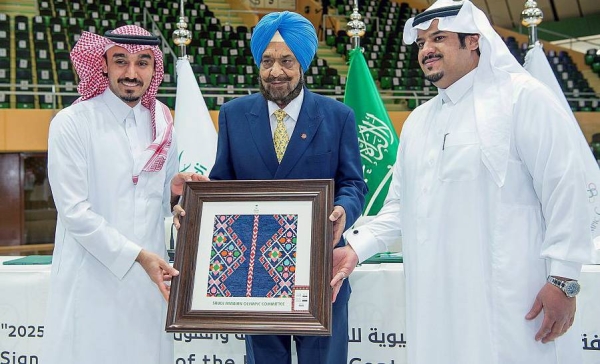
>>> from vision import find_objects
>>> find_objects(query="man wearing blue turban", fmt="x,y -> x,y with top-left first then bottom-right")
209,11 -> 368,364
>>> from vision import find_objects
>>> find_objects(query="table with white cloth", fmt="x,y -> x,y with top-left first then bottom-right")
1,256 -> 599,364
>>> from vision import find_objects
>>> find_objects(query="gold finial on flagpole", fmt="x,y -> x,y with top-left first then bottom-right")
172,0 -> 191,60
521,0 -> 543,49
346,0 -> 366,50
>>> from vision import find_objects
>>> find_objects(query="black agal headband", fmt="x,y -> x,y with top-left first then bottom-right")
104,30 -> 160,46
413,4 -> 463,27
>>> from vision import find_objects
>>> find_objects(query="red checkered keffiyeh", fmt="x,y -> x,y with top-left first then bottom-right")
70,25 -> 173,184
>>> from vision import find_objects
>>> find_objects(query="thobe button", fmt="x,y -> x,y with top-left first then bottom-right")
353,229 -> 359,235
428,158 -> 434,166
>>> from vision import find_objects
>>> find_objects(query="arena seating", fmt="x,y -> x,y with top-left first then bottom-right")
330,0 -> 599,111
0,0 -> 596,111
588,49 -> 600,76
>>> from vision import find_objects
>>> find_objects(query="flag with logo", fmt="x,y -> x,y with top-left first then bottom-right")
344,47 -> 399,216
524,43 -> 600,262
175,58 -> 217,176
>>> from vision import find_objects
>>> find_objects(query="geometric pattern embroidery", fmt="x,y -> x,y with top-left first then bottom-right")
206,214 -> 298,298
258,214 -> 297,297
207,215 -> 246,297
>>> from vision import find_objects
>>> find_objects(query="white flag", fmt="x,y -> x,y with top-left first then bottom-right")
524,43 -> 600,262
175,58 -> 217,176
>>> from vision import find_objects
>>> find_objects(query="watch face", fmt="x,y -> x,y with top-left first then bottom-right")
564,281 -> 580,297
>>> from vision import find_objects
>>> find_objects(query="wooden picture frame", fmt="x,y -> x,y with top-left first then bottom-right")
166,179 -> 334,335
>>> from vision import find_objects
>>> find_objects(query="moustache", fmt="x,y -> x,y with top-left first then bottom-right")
421,53 -> 443,65
118,78 -> 143,86
264,76 -> 292,83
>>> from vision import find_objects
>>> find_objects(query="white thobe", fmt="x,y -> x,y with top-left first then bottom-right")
43,89 -> 178,364
347,69 -> 592,364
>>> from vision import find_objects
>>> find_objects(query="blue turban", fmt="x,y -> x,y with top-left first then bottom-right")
250,11 -> 318,72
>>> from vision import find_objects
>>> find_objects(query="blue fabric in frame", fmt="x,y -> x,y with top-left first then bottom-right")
207,214 -> 298,298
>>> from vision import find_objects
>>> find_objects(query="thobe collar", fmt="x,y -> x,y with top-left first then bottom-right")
267,88 -> 304,122
101,88 -> 146,125
437,67 -> 477,106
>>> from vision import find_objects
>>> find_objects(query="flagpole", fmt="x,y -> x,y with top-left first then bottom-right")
172,0 -> 191,60
346,0 -> 366,50
343,0 -> 399,217
521,0 -> 543,49
169,0 -> 192,258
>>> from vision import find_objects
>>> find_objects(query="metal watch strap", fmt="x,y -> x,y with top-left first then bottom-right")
547,276 -> 580,297
547,276 -> 565,289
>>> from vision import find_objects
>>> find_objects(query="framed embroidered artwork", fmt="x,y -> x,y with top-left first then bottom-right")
166,179 -> 334,335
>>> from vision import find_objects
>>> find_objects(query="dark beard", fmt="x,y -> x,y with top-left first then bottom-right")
118,78 -> 143,103
120,96 -> 141,103
421,54 -> 444,84
425,72 -> 444,83
259,73 -> 304,107
119,92 -> 141,103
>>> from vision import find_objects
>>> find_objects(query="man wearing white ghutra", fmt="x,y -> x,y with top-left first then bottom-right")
333,1 -> 595,363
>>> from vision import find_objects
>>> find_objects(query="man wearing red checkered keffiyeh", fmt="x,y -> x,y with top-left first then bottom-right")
42,25 -> 193,364
71,24 -> 172,183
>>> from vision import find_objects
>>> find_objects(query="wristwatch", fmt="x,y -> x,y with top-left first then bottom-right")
547,276 -> 580,298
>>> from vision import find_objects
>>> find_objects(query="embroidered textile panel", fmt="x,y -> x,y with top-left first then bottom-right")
207,214 -> 298,298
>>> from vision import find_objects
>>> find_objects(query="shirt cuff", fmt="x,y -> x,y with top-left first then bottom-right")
343,226 -> 382,263
110,240 -> 143,280
548,259 -> 583,280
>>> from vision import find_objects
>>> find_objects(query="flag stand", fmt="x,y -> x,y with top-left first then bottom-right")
168,0 -> 192,259
521,0 -> 543,49
172,0 -> 192,60
168,1 -> 218,259
343,2 -> 399,217
346,1 -> 366,50
521,1 -> 600,264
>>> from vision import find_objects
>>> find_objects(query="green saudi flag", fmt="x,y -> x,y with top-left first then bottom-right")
344,47 -> 399,216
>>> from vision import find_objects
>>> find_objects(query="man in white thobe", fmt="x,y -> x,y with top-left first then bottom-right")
331,1 -> 595,363
42,25 -> 204,364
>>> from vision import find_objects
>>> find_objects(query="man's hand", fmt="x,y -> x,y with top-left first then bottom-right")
329,205 -> 346,247
330,245 -> 359,303
170,172 -> 209,227
173,204 -> 185,230
136,249 -> 179,301
170,172 -> 209,199
525,282 -> 576,343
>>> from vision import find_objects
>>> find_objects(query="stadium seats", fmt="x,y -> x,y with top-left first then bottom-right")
585,49 -> 597,66
0,1 -> 592,110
